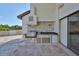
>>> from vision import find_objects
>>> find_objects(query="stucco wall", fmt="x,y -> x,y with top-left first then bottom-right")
30,3 -> 58,22
22,3 -> 79,37
30,3 -> 59,33
22,3 -> 59,34
22,14 -> 30,34
28,22 -> 54,32
21,3 -> 79,46
58,3 -> 79,19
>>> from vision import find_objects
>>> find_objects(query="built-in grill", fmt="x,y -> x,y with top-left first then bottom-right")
24,30 -> 58,38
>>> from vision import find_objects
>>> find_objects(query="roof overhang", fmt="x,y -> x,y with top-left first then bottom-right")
17,10 -> 30,20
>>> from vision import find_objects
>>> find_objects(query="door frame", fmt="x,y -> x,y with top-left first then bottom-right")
59,10 -> 79,55
59,17 -> 68,47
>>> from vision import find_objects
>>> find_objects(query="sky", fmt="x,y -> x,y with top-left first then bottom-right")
0,3 -> 30,26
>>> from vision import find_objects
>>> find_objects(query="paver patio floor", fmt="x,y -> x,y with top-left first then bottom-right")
0,35 -> 68,56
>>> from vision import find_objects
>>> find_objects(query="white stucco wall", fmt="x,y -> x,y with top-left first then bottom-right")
30,3 -> 59,33
21,3 -> 79,46
28,22 -> 54,32
22,3 -> 79,36
58,3 -> 79,19
30,3 -> 58,22
22,14 -> 30,34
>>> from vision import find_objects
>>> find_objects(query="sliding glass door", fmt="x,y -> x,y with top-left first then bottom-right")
68,11 -> 79,55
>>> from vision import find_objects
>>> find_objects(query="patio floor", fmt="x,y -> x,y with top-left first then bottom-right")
0,35 -> 68,56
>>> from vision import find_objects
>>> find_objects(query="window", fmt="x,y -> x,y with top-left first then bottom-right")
29,16 -> 33,21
